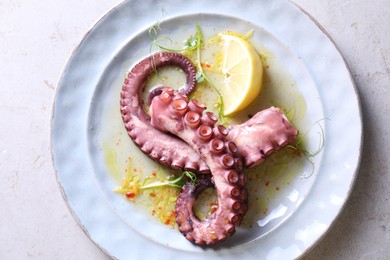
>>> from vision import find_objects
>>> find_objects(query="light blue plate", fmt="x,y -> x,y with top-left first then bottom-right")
51,0 -> 362,259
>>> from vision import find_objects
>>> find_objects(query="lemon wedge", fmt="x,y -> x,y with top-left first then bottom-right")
219,34 -> 263,116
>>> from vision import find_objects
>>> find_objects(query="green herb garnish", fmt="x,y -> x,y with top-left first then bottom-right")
288,119 -> 326,178
148,22 -> 200,53
192,24 -> 226,123
140,170 -> 197,190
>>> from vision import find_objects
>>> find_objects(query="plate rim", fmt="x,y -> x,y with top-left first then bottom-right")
291,2 -> 363,257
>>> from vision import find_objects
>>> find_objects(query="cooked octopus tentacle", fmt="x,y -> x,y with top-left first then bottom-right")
227,107 -> 299,168
120,52 -> 210,173
121,52 -> 300,246
150,88 -> 248,245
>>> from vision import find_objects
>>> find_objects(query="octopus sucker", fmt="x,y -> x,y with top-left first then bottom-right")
184,111 -> 202,129
209,139 -> 225,154
150,88 -> 249,245
225,170 -> 239,184
188,99 -> 206,114
202,112 -> 218,126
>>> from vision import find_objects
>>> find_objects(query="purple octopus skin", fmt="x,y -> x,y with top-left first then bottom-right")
227,107 -> 299,168
120,52 -> 210,173
150,87 -> 248,245
120,52 -> 298,174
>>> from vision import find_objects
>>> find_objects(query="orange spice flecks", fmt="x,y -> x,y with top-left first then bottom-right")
209,201 -> 218,215
200,62 -> 211,69
125,192 -> 136,199
163,210 -> 176,226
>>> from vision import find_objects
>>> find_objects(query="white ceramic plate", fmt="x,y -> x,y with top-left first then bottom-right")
51,0 -> 362,259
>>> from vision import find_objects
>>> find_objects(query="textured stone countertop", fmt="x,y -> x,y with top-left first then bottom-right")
1,0 -> 389,259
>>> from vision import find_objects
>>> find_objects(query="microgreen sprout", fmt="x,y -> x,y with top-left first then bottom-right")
192,24 -> 226,122
140,170 -> 197,190
287,119 -> 326,178
148,22 -> 201,53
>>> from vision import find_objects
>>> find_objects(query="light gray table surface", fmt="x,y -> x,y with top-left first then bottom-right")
1,0 -> 389,259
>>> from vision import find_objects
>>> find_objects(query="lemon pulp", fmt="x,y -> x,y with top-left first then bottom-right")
219,34 -> 263,116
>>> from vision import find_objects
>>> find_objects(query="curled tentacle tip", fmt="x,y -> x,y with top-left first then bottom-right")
148,87 -> 164,105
